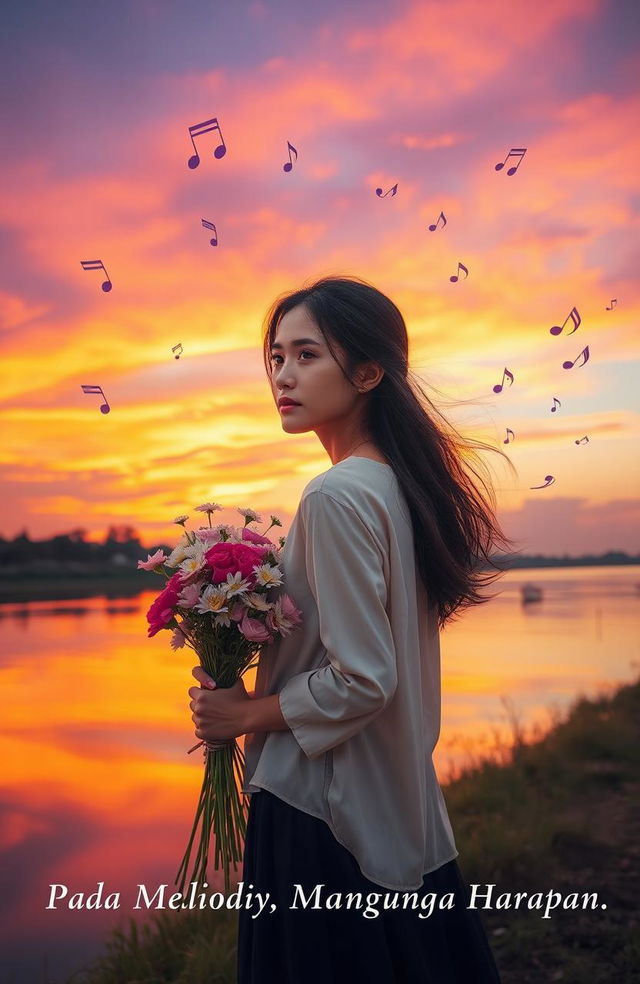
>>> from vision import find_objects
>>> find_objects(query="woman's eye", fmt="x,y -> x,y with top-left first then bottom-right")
271,350 -> 315,365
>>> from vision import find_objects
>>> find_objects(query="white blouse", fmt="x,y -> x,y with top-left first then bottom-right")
241,455 -> 458,891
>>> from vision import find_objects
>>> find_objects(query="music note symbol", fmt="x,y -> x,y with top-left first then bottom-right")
551,397 -> 561,413
201,219 -> 218,246
493,367 -> 514,393
574,435 -> 589,445
81,384 -> 110,414
450,261 -> 469,283
495,147 -> 527,176
375,183 -> 398,198
562,345 -> 590,370
503,427 -> 515,444
187,117 -> 226,169
530,474 -> 555,489
80,259 -> 112,292
283,141 -> 298,172
606,298 -> 617,310
428,211 -> 447,232
550,305 -> 581,336
172,343 -> 183,360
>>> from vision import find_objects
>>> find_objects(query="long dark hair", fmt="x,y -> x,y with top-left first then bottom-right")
262,274 -> 522,629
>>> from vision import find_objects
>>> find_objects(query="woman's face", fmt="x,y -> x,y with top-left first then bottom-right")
269,304 -> 360,436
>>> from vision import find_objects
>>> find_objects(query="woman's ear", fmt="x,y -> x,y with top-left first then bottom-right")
356,362 -> 384,392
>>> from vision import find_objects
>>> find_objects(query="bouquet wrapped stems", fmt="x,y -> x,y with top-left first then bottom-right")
175,642 -> 261,896
174,721 -> 247,896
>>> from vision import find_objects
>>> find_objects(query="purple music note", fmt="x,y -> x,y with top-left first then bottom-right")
493,367 -> 514,393
606,298 -> 617,311
187,117 -> 226,169
503,427 -> 515,444
428,211 -> 447,232
551,397 -> 561,413
283,141 -> 298,172
495,147 -> 527,176
375,183 -> 398,198
550,306 -> 581,336
562,345 -> 590,370
574,436 -> 589,445
201,219 -> 218,246
530,475 -> 555,489
80,260 -> 112,292
172,343 -> 183,360
81,384 -> 110,414
450,261 -> 469,283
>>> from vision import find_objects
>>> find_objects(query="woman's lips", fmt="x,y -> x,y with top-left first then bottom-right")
279,403 -> 300,413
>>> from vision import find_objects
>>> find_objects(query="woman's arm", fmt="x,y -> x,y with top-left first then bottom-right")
243,692 -> 291,734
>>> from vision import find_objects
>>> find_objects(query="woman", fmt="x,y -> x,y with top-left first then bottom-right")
189,275 -> 518,982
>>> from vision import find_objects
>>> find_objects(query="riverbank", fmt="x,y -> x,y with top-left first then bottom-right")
62,674 -> 639,983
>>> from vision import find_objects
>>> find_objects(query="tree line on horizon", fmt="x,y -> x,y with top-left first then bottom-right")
0,527 -> 638,573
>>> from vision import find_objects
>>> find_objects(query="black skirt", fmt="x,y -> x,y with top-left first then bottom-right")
237,789 -> 502,984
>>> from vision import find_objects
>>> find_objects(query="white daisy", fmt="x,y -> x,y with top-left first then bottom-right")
245,591 -> 271,612
194,502 -> 222,513
213,611 -> 232,628
193,585 -> 230,615
173,514 -> 189,526
223,571 -> 253,598
237,507 -> 262,524
252,563 -> 284,589
178,543 -> 208,578
165,542 -> 194,568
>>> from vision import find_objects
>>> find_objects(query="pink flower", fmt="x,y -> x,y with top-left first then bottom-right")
281,593 -> 303,626
177,581 -> 203,608
241,528 -> 274,548
194,528 -> 223,544
146,572 -> 184,637
137,549 -> 168,571
204,542 -> 263,588
266,593 -> 304,636
239,612 -> 274,643
229,601 -> 246,622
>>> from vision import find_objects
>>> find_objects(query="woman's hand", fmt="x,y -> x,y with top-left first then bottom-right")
188,666 -> 253,741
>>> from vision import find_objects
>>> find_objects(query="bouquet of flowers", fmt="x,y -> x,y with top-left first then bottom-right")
138,502 -> 303,894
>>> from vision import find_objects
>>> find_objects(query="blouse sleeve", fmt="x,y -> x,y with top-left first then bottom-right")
277,488 -> 397,760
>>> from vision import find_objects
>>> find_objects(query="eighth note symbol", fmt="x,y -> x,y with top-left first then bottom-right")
551,397 -> 561,413
563,345 -> 590,370
606,298 -> 617,310
503,427 -> 515,444
201,219 -> 218,246
530,474 -> 555,489
80,259 -> 112,292
575,436 -> 589,445
493,367 -> 514,393
81,384 -> 110,414
550,305 -> 581,336
495,147 -> 527,176
450,261 -> 469,283
187,117 -> 226,169
375,183 -> 398,198
283,141 -> 298,172
428,211 -> 447,232
172,343 -> 183,360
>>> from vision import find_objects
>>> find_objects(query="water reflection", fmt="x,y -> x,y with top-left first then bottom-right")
0,566 -> 638,984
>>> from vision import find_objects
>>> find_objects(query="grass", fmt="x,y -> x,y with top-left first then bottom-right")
62,676 -> 640,984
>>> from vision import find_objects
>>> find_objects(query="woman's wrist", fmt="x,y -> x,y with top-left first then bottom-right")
244,693 -> 290,734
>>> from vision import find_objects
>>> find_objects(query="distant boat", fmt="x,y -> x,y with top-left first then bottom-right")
521,583 -> 543,604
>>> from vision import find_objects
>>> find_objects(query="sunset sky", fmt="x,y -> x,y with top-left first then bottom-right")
1,0 -> 638,555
